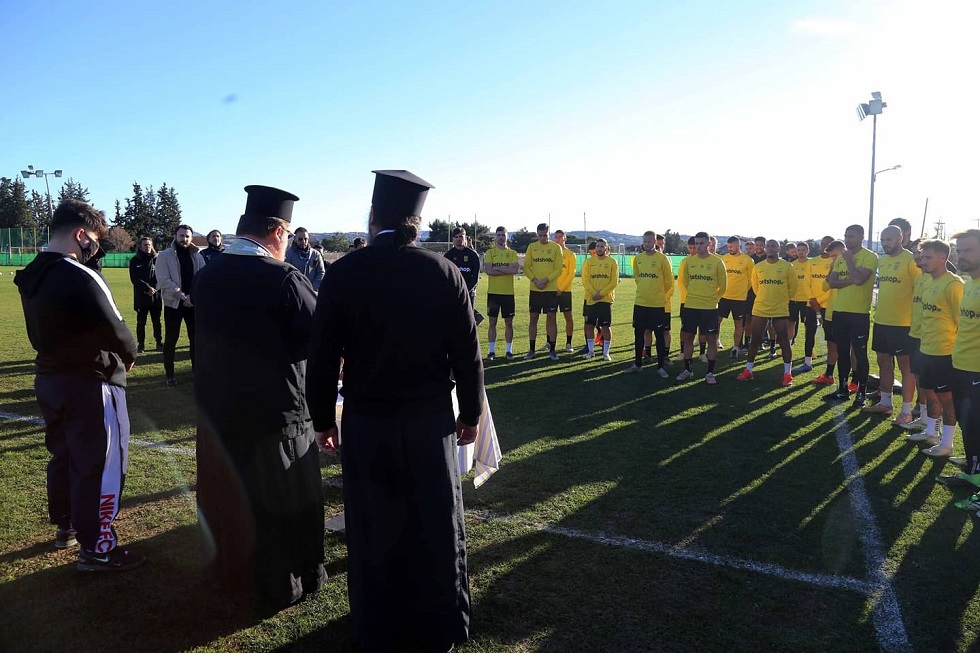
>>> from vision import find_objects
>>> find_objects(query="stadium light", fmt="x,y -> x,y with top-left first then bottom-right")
873,164 -> 901,181
857,92 -> 888,249
20,164 -> 64,222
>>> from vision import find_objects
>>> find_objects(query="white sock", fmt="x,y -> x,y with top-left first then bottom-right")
602,340 -> 611,356
805,356 -> 812,366
901,402 -> 913,414
746,362 -> 754,371
879,392 -> 892,407
488,342 -> 496,354
919,403 -> 928,417
506,341 -> 512,354
784,363 -> 791,374
941,424 -> 956,448
925,416 -> 938,434
587,340 -> 595,354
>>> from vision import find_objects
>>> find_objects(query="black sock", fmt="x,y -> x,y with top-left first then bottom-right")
566,336 -> 572,346
548,339 -> 555,353
707,359 -> 716,373
530,339 -> 536,352
827,363 -> 836,376
699,343 -> 706,355
685,359 -> 693,372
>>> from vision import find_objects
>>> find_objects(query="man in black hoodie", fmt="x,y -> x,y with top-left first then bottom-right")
15,199 -> 144,572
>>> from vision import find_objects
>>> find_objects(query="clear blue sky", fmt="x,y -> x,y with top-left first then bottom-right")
3,0 -> 977,240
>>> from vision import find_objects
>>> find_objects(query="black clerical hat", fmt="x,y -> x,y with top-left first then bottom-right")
242,185 -> 299,222
371,170 -> 434,218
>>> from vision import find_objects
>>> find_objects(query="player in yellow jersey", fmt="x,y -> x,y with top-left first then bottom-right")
581,238 -> 619,361
862,225 -> 920,417
893,242 -> 930,429
624,231 -> 673,375
677,232 -> 726,384
524,223 -> 564,361
945,230 -> 980,495
736,240 -> 798,386
788,242 -> 811,346
719,236 -> 754,359
801,236 -> 838,381
824,224 -> 879,406
554,229 -> 578,353
908,240 -> 964,457
482,226 -> 520,361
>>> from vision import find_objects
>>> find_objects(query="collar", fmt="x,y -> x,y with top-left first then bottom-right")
225,237 -> 273,258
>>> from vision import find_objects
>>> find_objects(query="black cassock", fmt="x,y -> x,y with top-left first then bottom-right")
192,248 -> 326,609
307,232 -> 484,652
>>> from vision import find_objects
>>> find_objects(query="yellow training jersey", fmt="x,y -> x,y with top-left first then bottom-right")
909,274 -> 927,339
681,254 -> 727,310
632,251 -> 674,308
677,257 -> 689,304
582,256 -> 619,305
953,276 -> 980,372
874,250 -> 920,327
919,271 -> 964,356
831,248 -> 879,314
557,246 -> 577,292
720,252 -> 754,301
524,241 -> 563,292
808,256 -> 834,308
751,259 -> 798,318
483,246 -> 518,295
791,258 -> 810,302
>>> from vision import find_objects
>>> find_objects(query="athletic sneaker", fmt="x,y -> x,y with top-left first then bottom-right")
847,382 -> 859,393
55,527 -> 77,550
166,378 -> 178,387
823,389 -> 849,402
505,352 -> 514,360
792,363 -> 813,374
524,352 -> 536,360
949,456 -> 969,469
781,373 -> 793,387
905,429 -> 937,443
899,416 -> 926,430
583,352 -> 594,360
549,351 -> 560,361
922,443 -> 953,458
954,494 -> 980,515
602,353 -> 612,361
812,374 -> 835,386
77,547 -> 146,572
623,364 -> 642,374
736,369 -> 753,381
675,369 -> 694,381
579,345 -> 590,355
716,340 -> 726,350
862,403 -> 892,416
565,344 -> 575,353
911,406 -> 922,419
486,352 -> 495,361
768,349 -> 778,359
935,472 -> 980,489
851,392 -> 868,408
699,354 -> 708,363
890,413 -> 914,427
657,367 -> 669,379
729,348 -> 739,359
705,373 -> 717,385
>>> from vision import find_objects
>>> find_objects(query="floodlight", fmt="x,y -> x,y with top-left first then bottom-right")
54,170 -> 63,177
21,170 -> 31,178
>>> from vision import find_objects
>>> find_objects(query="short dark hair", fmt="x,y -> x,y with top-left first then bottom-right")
643,230 -> 656,237
920,239 -> 950,257
785,242 -> 797,249
495,226 -> 506,233
656,234 -> 665,241
845,224 -> 865,236
587,241 -> 597,251
687,236 -> 696,245
50,199 -> 108,238
727,236 -> 739,244
536,223 -> 549,232
175,224 -> 193,234
694,231 -> 709,240
293,227 -> 309,236
207,229 -> 222,239
889,217 -> 912,233
754,236 -> 766,244
236,215 -> 287,238
827,240 -> 845,252
451,227 -> 466,238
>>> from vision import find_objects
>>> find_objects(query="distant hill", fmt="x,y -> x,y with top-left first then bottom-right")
567,230 -> 645,247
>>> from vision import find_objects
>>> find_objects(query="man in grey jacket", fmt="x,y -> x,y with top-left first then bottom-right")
285,227 -> 327,292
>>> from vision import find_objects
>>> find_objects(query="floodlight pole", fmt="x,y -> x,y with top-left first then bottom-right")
20,165 -> 63,222
868,113 -> 877,250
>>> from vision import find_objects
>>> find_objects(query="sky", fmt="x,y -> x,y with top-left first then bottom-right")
2,0 -> 978,241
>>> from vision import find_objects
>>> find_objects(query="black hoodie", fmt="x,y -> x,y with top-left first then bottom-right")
15,253 -> 138,387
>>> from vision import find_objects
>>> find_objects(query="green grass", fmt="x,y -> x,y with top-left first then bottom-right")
2,266 -> 980,652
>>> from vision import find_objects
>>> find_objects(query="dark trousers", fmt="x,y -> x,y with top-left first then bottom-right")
136,301 -> 162,348
164,304 -> 195,379
833,312 -> 870,389
953,369 -> 980,475
801,306 -> 818,357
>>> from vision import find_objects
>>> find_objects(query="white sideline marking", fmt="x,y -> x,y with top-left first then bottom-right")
832,411 -> 912,652
1,408 -> 911,642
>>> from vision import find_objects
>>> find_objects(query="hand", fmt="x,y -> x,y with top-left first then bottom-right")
126,360 -> 135,372
808,298 -> 820,312
456,418 -> 477,446
593,291 -> 603,301
316,427 -> 339,455
842,250 -> 854,263
556,289 -> 563,296
182,296 -> 194,308
535,279 -> 548,290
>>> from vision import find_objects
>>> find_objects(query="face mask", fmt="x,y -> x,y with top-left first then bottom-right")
78,237 -> 99,264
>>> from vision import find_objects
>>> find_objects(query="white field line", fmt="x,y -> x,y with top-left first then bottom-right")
0,410 -> 901,613
832,411 -> 912,652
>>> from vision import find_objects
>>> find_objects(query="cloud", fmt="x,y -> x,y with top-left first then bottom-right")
790,17 -> 863,38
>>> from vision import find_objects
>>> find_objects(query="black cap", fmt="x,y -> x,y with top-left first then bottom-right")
242,185 -> 299,223
371,170 -> 433,218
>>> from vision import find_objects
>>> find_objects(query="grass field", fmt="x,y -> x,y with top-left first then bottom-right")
2,265 -> 980,652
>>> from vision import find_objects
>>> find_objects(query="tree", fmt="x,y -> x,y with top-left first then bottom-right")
320,232 -> 350,252
0,177 -> 34,229
460,220 -> 491,252
564,233 -> 585,245
114,182 -> 183,249
29,190 -> 49,228
101,226 -> 135,253
663,229 -> 684,255
426,219 -> 451,243
57,178 -> 90,204
154,184 -> 182,244
508,227 -> 536,252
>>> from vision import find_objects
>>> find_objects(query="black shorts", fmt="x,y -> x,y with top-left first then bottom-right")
529,291 -> 559,314
752,314 -> 788,323
663,311 -> 672,332
872,324 -> 912,356
821,309 -> 832,340
789,301 -> 806,322
681,308 -> 719,335
908,337 -> 923,376
718,298 -> 748,320
918,353 -> 954,392
486,293 -> 516,319
585,302 -> 612,327
633,306 -> 667,331
557,291 -> 572,313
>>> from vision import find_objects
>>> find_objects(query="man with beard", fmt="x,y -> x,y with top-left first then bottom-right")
799,236 -> 838,380
307,170 -> 483,653
554,229 -> 578,352
625,230 -> 672,374
863,225 -> 920,417
129,236 -> 163,353
15,199 -> 143,570
285,227 -> 327,292
483,225 -> 519,360
200,230 -> 224,264
193,185 -> 326,612
445,226 -> 484,325
156,224 -> 205,386
719,235 -> 754,359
